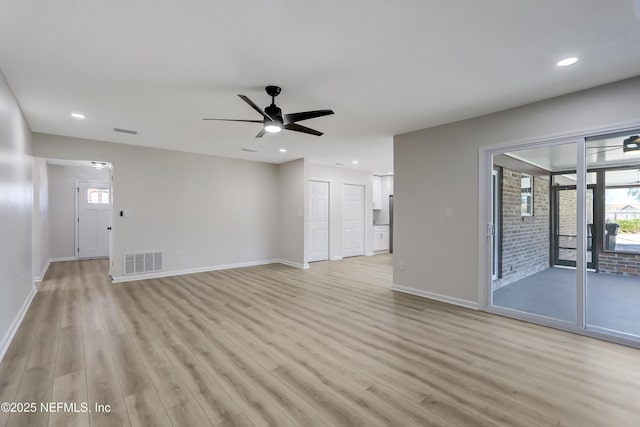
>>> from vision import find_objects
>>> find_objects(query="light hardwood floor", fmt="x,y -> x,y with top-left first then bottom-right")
1,254 -> 639,426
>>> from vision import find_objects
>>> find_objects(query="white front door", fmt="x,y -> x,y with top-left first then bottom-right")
78,181 -> 110,259
308,181 -> 329,262
342,184 -> 365,258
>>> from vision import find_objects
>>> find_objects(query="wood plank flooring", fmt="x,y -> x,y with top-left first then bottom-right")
1,254 -> 639,426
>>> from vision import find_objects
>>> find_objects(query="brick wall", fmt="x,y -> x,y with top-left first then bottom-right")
599,252 -> 640,276
493,169 -> 550,290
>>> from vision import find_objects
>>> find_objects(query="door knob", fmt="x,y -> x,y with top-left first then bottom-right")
107,227 -> 112,231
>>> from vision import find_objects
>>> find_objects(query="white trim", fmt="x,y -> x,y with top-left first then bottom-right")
576,138 -> 587,329
49,256 -> 77,262
0,286 -> 37,362
391,284 -> 479,310
365,251 -> 374,256
277,259 -> 309,269
33,259 -> 51,282
477,119 -> 640,153
111,258 -> 308,283
330,256 -> 343,261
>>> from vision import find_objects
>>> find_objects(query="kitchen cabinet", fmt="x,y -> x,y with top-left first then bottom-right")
374,225 -> 390,251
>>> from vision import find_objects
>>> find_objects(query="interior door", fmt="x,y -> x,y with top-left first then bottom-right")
553,185 -> 595,269
78,181 -> 110,259
308,181 -> 329,262
342,184 -> 365,257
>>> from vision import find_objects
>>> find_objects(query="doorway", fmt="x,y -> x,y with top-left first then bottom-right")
342,183 -> 365,257
308,180 -> 329,262
77,181 -> 111,259
552,186 -> 596,269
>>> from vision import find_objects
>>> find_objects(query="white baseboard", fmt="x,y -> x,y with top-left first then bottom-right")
112,257 -> 313,283
112,259 -> 282,283
391,284 -> 479,310
49,256 -> 76,262
0,286 -> 37,362
330,256 -> 343,261
274,259 -> 309,269
365,251 -> 374,256
33,260 -> 50,283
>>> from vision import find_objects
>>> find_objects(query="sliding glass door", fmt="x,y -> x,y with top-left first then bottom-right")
485,129 -> 640,346
490,142 -> 577,323
585,132 -> 640,339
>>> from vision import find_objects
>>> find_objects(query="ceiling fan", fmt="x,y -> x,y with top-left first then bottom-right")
204,85 -> 334,138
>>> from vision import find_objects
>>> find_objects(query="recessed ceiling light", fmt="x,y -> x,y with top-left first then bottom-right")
557,57 -> 579,67
71,112 -> 85,119
352,160 -> 359,164
279,148 -> 287,153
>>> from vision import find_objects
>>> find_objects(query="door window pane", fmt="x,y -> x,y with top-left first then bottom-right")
586,131 -> 640,338
88,188 -> 110,204
492,143 -> 576,323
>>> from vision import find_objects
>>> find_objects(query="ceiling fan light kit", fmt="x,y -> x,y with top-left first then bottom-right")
204,86 -> 334,138
623,135 -> 640,152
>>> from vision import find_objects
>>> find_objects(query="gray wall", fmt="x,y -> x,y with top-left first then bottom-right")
393,76 -> 640,307
277,159 -> 306,267
494,170 -> 550,289
0,70 -> 34,356
33,134 -> 281,278
47,163 -> 111,259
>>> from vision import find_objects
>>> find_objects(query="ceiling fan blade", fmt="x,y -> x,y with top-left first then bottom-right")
238,94 -> 274,121
255,128 -> 266,138
202,118 -> 263,122
284,109 -> 334,124
284,123 -> 323,136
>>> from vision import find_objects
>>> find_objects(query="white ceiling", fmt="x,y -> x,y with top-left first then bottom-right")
2,1 -> 640,174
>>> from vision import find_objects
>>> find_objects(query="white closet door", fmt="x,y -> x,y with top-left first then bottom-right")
342,184 -> 365,257
308,181 -> 329,262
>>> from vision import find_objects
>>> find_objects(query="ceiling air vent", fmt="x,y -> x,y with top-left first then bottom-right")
123,251 -> 163,275
242,148 -> 257,152
114,127 -> 138,135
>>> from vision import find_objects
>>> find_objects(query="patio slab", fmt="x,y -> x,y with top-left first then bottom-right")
493,267 -> 640,337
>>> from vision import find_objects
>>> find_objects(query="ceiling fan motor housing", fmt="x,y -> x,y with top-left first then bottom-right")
265,104 -> 283,126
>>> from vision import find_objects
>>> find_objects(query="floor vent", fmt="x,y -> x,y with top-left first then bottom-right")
124,251 -> 163,275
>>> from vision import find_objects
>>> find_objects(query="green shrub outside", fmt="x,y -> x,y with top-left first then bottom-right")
615,219 -> 640,233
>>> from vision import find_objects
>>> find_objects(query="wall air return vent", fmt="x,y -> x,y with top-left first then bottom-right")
123,251 -> 163,275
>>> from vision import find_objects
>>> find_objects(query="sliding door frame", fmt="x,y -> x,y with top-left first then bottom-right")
478,121 -> 640,349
